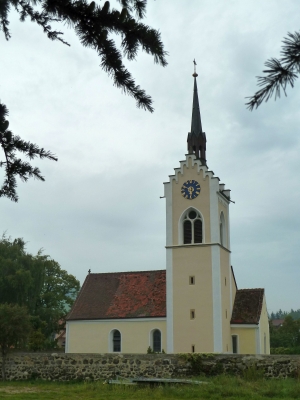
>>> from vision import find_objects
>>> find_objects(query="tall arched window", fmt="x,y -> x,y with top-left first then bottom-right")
152,329 -> 161,352
112,330 -> 121,352
220,212 -> 226,247
183,210 -> 203,244
183,220 -> 192,243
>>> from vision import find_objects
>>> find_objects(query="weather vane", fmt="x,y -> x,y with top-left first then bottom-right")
193,59 -> 198,78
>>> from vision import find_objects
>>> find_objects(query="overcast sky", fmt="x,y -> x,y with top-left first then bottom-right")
1,0 -> 300,314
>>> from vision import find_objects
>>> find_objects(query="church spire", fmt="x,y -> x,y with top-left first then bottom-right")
187,60 -> 207,165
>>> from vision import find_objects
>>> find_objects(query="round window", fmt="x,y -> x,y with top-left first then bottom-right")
188,211 -> 197,219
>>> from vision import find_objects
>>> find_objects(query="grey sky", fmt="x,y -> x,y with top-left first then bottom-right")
1,0 -> 300,313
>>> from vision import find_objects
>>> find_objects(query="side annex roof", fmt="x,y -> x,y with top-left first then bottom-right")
231,288 -> 265,325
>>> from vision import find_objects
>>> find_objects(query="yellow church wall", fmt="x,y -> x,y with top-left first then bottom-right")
259,295 -> 270,354
220,247 -> 231,352
230,327 -> 257,354
66,319 -> 166,354
172,246 -> 214,353
172,164 -> 211,245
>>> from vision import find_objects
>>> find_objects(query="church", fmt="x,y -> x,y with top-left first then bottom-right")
65,70 -> 270,355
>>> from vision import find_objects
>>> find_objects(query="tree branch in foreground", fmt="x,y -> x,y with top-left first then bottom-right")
0,101 -> 57,202
246,31 -> 300,110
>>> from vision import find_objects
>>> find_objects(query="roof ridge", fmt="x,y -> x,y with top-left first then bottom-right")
88,269 -> 166,276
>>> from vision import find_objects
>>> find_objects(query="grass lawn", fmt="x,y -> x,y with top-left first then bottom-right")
0,376 -> 300,400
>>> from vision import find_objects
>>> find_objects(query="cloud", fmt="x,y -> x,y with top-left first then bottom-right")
1,0 -> 300,313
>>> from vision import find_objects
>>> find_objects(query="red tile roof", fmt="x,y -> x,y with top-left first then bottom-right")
271,319 -> 284,327
230,289 -> 264,325
67,270 -> 166,320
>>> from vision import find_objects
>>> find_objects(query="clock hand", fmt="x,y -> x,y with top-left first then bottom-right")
188,186 -> 194,199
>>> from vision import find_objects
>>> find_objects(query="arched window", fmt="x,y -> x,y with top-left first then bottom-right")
182,209 -> 203,244
220,212 -> 226,247
152,329 -> 161,352
112,330 -> 121,352
220,220 -> 223,246
183,220 -> 192,244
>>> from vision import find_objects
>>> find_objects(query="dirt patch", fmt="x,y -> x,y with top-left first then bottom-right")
0,386 -> 43,394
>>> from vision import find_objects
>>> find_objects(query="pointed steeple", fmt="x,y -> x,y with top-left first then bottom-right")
191,75 -> 203,136
187,60 -> 207,165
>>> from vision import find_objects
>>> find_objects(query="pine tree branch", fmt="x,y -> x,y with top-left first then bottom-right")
247,31 -> 300,110
3,0 -> 168,112
117,0 -> 146,19
16,0 -> 70,45
0,0 -> 11,40
0,101 -> 57,202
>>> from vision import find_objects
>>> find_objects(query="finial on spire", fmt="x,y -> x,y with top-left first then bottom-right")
187,63 -> 207,165
192,59 -> 198,78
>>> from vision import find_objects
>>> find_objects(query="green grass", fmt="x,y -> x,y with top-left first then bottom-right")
0,376 -> 300,400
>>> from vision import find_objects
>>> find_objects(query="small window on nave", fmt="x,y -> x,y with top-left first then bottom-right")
112,329 -> 121,352
182,209 -> 203,244
152,329 -> 162,352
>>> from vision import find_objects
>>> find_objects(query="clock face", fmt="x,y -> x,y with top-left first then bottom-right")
181,180 -> 201,200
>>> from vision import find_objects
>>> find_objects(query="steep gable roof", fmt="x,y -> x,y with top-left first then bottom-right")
231,288 -> 264,325
67,270 -> 166,320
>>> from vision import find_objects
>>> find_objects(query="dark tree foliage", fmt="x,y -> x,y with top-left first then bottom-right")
0,102 -> 57,202
0,235 -> 80,343
0,0 -> 167,112
0,303 -> 31,380
270,315 -> 300,353
247,32 -> 300,110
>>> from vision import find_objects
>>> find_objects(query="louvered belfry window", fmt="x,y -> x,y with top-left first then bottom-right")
183,220 -> 192,244
183,210 -> 203,244
194,219 -> 202,243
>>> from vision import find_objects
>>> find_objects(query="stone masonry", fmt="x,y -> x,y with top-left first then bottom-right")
1,353 -> 300,381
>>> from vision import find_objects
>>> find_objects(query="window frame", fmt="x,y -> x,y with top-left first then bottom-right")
232,334 -> 238,354
178,207 -> 205,245
220,211 -> 227,248
150,329 -> 162,353
109,329 -> 122,353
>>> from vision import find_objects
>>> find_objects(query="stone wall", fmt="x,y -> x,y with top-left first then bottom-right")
1,353 -> 300,381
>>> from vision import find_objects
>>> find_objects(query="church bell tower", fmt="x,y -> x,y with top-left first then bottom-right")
164,66 -> 234,354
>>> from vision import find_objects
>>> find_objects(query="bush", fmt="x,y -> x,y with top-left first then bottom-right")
271,347 -> 300,354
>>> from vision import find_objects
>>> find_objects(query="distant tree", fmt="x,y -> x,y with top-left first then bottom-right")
269,308 -> 300,320
0,234 -> 80,344
289,309 -> 300,320
270,315 -> 300,350
0,236 -> 45,308
247,32 -> 300,110
36,257 -> 80,338
28,329 -> 46,352
0,303 -> 31,380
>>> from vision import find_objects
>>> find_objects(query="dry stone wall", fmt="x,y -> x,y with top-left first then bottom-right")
1,353 -> 300,381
